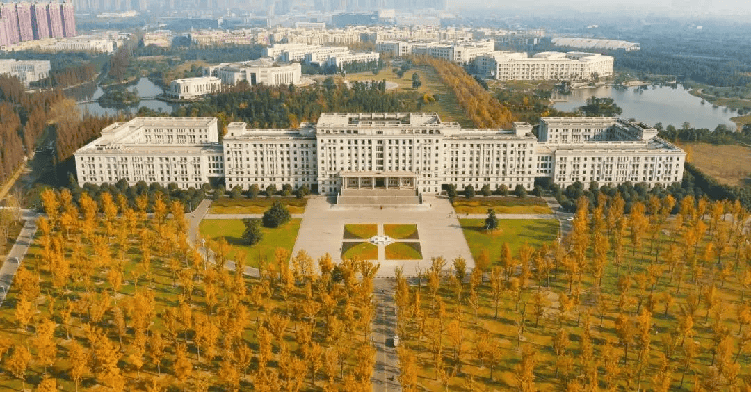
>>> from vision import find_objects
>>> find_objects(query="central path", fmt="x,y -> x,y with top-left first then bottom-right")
372,278 -> 401,392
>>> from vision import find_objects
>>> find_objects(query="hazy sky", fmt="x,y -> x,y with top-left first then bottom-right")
450,0 -> 750,16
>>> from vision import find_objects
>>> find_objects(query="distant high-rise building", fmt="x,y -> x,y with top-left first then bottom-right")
16,2 -> 34,42
47,2 -> 64,38
61,2 -> 75,37
32,3 -> 50,39
1,3 -> 20,44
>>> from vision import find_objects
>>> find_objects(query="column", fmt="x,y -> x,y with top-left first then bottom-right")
371,177 -> 375,189
357,177 -> 361,189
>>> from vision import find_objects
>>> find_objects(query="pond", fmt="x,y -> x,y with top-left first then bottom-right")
552,84 -> 738,129
72,77 -> 180,116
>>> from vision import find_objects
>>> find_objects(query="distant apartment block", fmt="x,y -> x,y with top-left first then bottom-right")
167,76 -> 221,100
143,30 -> 173,48
204,58 -> 302,87
31,3 -> 50,40
0,59 -> 51,84
474,51 -> 613,81
552,37 -> 640,51
16,2 -> 33,42
61,2 -> 75,37
46,2 -> 64,39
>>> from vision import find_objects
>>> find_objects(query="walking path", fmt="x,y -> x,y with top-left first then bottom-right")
0,213 -> 39,306
202,213 -> 305,220
371,278 -> 401,392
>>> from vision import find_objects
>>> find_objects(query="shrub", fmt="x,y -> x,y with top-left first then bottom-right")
262,201 -> 290,228
464,185 -> 475,199
247,184 -> 260,199
242,219 -> 263,245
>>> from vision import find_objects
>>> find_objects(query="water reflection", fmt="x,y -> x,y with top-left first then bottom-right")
552,84 -> 737,129
73,77 -> 181,117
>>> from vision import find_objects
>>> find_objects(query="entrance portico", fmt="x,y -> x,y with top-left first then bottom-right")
340,171 -> 416,190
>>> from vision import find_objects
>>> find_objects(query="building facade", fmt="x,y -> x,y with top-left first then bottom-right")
475,51 -> 614,81
167,76 -> 222,100
204,59 -> 302,87
77,114 -> 685,195
75,118 -> 224,189
0,59 -> 50,84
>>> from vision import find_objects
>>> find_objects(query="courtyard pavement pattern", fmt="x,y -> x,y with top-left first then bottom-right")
292,195 -> 475,278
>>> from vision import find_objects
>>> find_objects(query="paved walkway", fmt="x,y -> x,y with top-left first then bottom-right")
459,213 -> 556,220
203,213 -> 305,220
371,278 -> 401,392
292,196 -> 474,278
0,215 -> 39,306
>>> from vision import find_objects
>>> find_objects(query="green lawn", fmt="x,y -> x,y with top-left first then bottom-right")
342,64 -> 474,127
385,242 -> 422,260
452,196 -> 552,215
199,219 -> 301,267
384,224 -> 419,239
343,223 -> 378,239
208,197 -> 307,214
341,242 -> 378,260
459,219 -> 559,262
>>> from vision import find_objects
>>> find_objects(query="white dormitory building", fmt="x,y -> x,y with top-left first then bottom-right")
324,51 -> 380,69
266,44 -> 351,63
204,58 -> 301,87
76,114 -> 685,195
475,51 -> 613,81
374,39 -> 495,64
0,59 -> 50,85
74,118 -> 225,189
167,76 -> 222,100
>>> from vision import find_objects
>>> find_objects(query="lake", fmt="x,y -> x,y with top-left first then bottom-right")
552,84 -> 737,129
72,77 -> 180,117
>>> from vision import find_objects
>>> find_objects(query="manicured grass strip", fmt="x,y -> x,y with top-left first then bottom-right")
452,196 -> 551,215
385,242 -> 422,260
343,223 -> 378,239
383,224 -> 419,239
341,242 -> 378,260
199,219 -> 301,267
209,197 -> 307,214
459,219 -> 559,262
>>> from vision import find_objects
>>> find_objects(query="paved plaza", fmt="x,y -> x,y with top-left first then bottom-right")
291,195 -> 474,278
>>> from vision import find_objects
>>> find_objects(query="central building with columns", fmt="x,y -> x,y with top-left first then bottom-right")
222,112 -> 684,196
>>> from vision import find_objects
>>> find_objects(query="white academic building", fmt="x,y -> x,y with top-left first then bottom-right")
0,59 -> 50,85
475,51 -> 613,81
167,76 -> 221,100
75,114 -> 685,195
204,58 -> 301,87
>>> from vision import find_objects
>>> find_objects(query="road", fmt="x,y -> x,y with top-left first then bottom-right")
371,278 -> 401,392
0,218 -> 38,306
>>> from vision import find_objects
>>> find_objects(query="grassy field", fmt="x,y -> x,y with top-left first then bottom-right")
341,241 -> 378,260
452,197 -> 552,215
731,114 -> 751,131
460,219 -> 559,261
208,197 -> 307,214
385,242 -> 422,260
344,65 -> 474,127
199,219 -> 301,267
384,224 -> 419,240
343,224 -> 378,239
678,142 -> 751,187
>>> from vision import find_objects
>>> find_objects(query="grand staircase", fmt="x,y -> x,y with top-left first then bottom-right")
336,189 -> 421,205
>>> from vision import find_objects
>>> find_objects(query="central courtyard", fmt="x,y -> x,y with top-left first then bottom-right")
292,195 -> 475,277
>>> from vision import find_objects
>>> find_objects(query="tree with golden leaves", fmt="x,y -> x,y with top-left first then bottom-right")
6,344 -> 31,390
